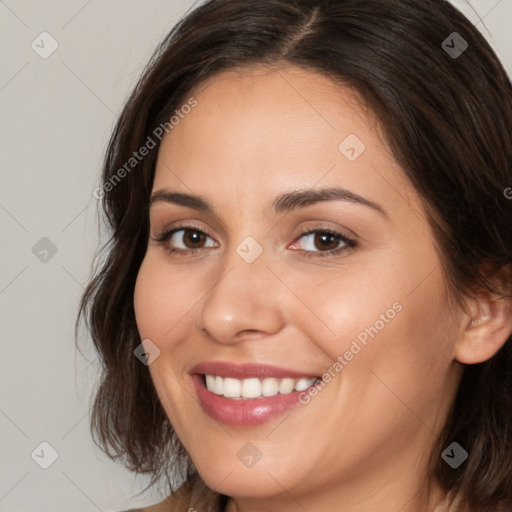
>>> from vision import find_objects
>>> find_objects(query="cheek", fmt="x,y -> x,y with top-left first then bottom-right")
291,256 -> 454,398
133,259 -> 163,339
297,268 -> 455,466
346,267 -> 456,425
133,253 -> 214,416
133,257 -> 199,421
278,259 -> 407,362
133,255 -> 199,342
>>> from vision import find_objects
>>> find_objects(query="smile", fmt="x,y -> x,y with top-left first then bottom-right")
189,362 -> 322,426
204,375 -> 319,399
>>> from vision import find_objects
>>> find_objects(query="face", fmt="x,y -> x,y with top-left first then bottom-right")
133,65 -> 464,508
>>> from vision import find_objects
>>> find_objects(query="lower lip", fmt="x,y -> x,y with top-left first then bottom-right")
191,374 -> 308,426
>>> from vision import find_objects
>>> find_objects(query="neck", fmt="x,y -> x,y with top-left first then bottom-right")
223,469 -> 447,512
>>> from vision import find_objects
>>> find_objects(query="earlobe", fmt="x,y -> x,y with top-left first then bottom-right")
455,295 -> 512,365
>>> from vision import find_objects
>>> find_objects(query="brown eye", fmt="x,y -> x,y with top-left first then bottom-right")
154,226 -> 217,254
296,230 -> 349,252
313,232 -> 339,251
291,228 -> 356,258
181,229 -> 207,249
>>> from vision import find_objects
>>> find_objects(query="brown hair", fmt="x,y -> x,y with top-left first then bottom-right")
76,0 -> 512,509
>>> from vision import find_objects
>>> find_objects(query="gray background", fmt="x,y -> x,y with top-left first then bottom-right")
0,1 -> 510,511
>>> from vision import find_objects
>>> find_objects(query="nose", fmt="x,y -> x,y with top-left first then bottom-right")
194,245 -> 286,344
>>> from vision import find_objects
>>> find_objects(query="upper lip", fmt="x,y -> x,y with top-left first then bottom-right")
190,361 -> 320,379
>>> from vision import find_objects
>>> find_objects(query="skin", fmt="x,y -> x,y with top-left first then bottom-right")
133,64 -> 512,512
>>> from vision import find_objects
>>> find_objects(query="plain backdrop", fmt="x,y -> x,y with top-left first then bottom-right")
0,1 -> 511,511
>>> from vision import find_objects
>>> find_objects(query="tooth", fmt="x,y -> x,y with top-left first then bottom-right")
261,377 -> 279,397
223,377 -> 241,398
213,376 -> 224,395
295,378 -> 316,392
241,378 -> 262,398
205,374 -> 318,399
279,378 -> 295,394
205,375 -> 216,392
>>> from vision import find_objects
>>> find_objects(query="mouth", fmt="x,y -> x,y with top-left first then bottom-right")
202,374 -> 319,399
189,362 -> 322,426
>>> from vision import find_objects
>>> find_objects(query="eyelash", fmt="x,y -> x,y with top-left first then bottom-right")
153,224 -> 357,258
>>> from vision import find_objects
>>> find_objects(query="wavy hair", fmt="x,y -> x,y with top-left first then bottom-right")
76,0 -> 512,509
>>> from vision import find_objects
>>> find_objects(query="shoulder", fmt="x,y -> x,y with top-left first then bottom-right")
118,472 -> 227,512
117,497 -> 175,512
114,498 -> 172,512
117,497 -> 173,512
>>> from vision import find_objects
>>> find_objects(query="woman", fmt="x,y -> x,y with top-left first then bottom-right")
77,0 -> 512,511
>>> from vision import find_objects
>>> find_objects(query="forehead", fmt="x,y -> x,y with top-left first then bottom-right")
152,64 -> 421,220
159,64 -> 379,157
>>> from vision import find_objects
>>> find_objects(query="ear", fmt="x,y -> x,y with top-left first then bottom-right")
455,292 -> 512,365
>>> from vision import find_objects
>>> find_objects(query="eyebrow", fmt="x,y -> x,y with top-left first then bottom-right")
149,186 -> 388,219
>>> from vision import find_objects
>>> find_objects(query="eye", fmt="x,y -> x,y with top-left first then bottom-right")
290,228 -> 356,258
153,225 -> 217,254
153,225 -> 356,258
